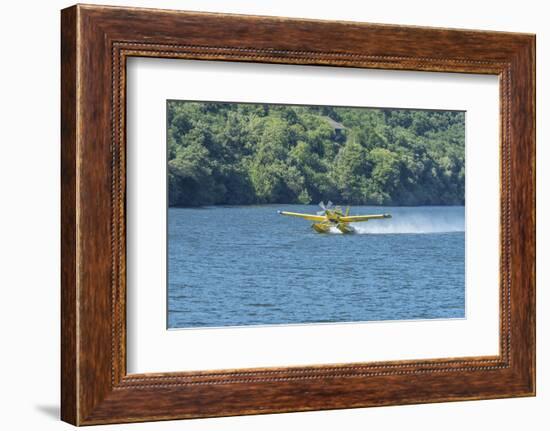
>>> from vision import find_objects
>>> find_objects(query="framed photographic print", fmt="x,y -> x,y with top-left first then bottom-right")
61,4 -> 535,425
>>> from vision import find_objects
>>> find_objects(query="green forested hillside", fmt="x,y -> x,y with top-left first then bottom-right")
167,101 -> 465,206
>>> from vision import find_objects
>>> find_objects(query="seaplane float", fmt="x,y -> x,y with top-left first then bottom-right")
278,201 -> 391,234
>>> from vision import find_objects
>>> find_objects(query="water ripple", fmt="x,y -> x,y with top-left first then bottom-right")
168,205 -> 465,328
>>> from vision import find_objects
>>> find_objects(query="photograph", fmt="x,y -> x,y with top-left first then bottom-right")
166,100 -> 466,329
45,1 -> 536,426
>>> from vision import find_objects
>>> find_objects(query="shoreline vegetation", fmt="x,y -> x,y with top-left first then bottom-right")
168,101 -> 465,207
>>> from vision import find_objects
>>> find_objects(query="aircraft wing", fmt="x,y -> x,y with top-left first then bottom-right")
278,211 -> 326,222
340,214 -> 392,223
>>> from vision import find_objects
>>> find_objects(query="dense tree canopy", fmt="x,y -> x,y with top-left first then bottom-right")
167,101 -> 465,206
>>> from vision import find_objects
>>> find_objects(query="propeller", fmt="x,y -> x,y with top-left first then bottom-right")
317,201 -> 335,215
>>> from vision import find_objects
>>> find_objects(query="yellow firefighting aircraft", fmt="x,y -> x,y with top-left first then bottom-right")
278,201 -> 391,234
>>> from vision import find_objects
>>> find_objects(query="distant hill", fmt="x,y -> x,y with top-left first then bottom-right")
167,101 -> 465,206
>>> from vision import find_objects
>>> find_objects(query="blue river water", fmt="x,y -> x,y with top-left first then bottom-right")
167,205 -> 465,329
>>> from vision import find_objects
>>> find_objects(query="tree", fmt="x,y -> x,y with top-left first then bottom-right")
166,101 -> 465,206
333,139 -> 369,204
